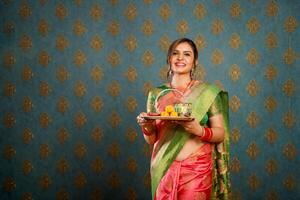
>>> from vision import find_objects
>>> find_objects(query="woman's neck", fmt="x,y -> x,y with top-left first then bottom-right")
170,74 -> 192,88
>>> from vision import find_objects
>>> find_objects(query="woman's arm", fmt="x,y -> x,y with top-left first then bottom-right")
137,112 -> 158,145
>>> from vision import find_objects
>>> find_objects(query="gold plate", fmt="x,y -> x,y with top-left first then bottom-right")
142,116 -> 194,121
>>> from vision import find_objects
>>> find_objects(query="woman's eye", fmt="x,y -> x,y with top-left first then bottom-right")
172,52 -> 178,55
184,53 -> 191,56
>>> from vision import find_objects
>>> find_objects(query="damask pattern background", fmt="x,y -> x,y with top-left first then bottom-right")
0,0 -> 299,199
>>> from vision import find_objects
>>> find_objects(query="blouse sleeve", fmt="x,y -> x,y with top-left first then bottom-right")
207,93 -> 223,118
146,89 -> 157,113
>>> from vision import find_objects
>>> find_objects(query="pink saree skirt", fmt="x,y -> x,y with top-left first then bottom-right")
155,143 -> 213,200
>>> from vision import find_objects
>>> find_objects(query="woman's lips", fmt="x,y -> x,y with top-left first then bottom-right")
175,62 -> 186,67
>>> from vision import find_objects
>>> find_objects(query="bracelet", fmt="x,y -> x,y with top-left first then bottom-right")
200,127 -> 213,142
142,127 -> 154,136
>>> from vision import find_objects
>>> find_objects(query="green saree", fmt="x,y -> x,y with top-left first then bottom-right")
147,83 -> 230,199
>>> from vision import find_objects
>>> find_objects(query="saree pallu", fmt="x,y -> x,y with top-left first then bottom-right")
147,83 -> 230,200
155,144 -> 213,200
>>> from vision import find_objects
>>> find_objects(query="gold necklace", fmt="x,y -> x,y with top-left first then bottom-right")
170,79 -> 194,98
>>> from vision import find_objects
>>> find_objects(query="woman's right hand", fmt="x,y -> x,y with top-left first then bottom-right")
136,112 -> 155,127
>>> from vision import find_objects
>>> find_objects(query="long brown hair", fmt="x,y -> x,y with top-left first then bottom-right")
166,38 -> 198,80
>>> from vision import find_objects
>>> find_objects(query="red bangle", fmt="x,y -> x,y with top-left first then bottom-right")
142,127 -> 153,136
200,127 -> 213,141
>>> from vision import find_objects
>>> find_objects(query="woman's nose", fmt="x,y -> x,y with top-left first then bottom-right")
177,54 -> 183,60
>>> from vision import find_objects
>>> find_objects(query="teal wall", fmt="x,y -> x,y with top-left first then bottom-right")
1,0 -> 299,199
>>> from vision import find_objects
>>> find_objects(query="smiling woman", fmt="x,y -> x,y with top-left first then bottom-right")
137,38 -> 230,200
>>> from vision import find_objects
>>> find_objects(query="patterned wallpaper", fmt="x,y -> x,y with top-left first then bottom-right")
0,0 -> 299,199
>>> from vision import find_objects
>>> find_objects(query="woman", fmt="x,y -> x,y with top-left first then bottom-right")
137,38 -> 230,200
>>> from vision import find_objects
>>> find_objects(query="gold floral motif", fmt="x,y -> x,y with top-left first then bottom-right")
74,172 -> 87,188
108,111 -> 121,128
264,64 -> 277,81
159,35 -> 171,52
193,4 -> 206,20
74,0 -> 83,6
283,174 -> 296,191
282,79 -> 295,97
39,112 -> 51,128
125,127 -> 137,143
283,47 -> 297,65
211,49 -> 224,65
124,3 -> 137,21
108,173 -> 121,188
284,16 -> 298,33
56,188 -> 69,200
108,142 -> 121,158
22,192 -> 33,200
159,65 -> 168,81
229,64 -> 241,82
56,66 -> 69,83
246,79 -> 260,96
19,2 -> 32,18
282,111 -> 295,128
107,80 -> 121,97
3,52 -> 16,68
74,50 -> 86,67
230,156 -> 241,173
39,0 -> 48,6
247,17 -> 260,34
57,158 -> 69,174
266,191 -> 278,200
265,159 -> 277,175
38,19 -> 49,36
74,81 -> 86,97
107,20 -> 120,36
90,4 -> 102,21
73,20 -> 87,36
266,0 -> 278,17
38,50 -> 51,67
90,35 -> 103,52
143,143 -> 152,157
39,174 -> 52,189
19,35 -> 32,51
3,145 -> 16,160
124,35 -> 137,52
22,96 -> 33,112
57,127 -> 69,144
91,156 -> 104,173
248,174 -> 260,191
91,127 -> 103,143
247,142 -> 260,160
107,50 -> 121,67
90,65 -> 103,82
179,0 -> 186,4
23,128 -> 34,144
246,48 -> 260,65
265,128 -> 277,144
231,128 -> 241,143
3,21 -> 14,35
126,96 -> 138,112
55,3 -> 68,20
229,95 -> 241,113
194,34 -> 206,52
56,96 -> 69,113
126,188 -> 137,200
159,4 -> 171,21
246,111 -> 260,128
143,172 -> 151,189
229,33 -> 241,49
90,96 -> 103,112
22,160 -> 33,175
194,64 -> 206,80
230,3 -> 241,18
143,0 -> 152,4
22,65 -> 34,80
90,188 -> 102,200
4,82 -> 16,97
229,190 -> 242,200
39,81 -> 51,97
3,113 -> 16,128
176,19 -> 189,36
74,111 -> 87,128
143,81 -> 153,96
56,34 -> 69,51
3,177 -> 16,192
74,142 -> 87,159
124,65 -> 137,82
109,0 -> 118,6
142,50 -> 154,66
264,96 -> 277,112
127,157 -> 138,173
39,144 -> 51,159
141,20 -> 154,36
265,32 -> 277,49
211,18 -> 224,35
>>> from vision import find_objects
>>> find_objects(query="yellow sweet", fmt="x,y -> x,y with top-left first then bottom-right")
160,111 -> 169,116
170,111 -> 178,117
165,105 -> 174,113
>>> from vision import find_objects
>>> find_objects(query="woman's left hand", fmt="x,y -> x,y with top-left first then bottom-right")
175,119 -> 203,136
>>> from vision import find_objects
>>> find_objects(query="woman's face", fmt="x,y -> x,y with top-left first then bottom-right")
169,42 -> 196,76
